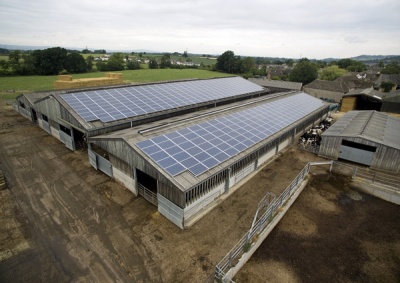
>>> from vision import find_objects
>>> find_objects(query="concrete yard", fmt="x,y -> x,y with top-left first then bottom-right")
1,102 -> 399,282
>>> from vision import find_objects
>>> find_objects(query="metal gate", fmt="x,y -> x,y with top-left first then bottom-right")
138,183 -> 158,206
88,149 -> 113,177
339,145 -> 375,166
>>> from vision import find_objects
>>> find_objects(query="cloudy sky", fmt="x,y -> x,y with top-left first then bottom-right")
1,0 -> 399,59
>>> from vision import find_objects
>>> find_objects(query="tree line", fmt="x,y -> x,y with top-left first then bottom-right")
0,47 -> 93,76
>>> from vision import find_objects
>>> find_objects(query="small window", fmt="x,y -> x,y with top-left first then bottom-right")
42,114 -> 49,122
19,101 -> 26,109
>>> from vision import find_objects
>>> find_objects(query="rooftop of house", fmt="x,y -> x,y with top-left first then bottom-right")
304,79 -> 349,93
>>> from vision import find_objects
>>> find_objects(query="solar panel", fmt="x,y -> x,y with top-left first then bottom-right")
136,93 -> 325,177
60,77 -> 263,123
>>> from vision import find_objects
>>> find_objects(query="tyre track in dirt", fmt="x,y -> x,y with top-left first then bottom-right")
0,108 -> 161,282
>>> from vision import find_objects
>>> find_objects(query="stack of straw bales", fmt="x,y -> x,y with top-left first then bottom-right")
54,73 -> 123,89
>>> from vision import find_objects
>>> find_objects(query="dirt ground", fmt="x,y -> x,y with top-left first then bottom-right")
0,103 -> 399,283
236,173 -> 400,283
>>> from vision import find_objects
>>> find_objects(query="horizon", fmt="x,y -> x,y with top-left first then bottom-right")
1,0 -> 399,60
1,43 -> 399,61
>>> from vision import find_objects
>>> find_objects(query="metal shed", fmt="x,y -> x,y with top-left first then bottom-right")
319,111 -> 400,173
89,91 -> 329,228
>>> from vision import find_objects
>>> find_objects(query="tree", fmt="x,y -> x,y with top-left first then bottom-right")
64,52 -> 87,73
380,81 -> 395,92
94,49 -> 107,54
337,58 -> 366,72
337,58 -> 354,69
126,60 -> 141,70
32,47 -> 68,75
378,60 -> 385,68
241,57 -> 256,74
160,54 -> 171,68
182,51 -> 188,58
319,65 -> 347,81
81,49 -> 91,54
107,53 -> 125,71
216,50 -> 241,74
148,58 -> 158,69
285,59 -> 294,67
9,50 -> 21,64
289,58 -> 318,84
381,62 -> 400,74
86,55 -> 94,71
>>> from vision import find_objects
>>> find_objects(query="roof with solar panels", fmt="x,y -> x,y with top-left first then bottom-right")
36,76 -> 268,132
90,91 -> 328,190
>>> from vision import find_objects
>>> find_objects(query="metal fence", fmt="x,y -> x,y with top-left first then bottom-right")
331,161 -> 400,189
213,163 -> 311,282
138,183 -> 158,206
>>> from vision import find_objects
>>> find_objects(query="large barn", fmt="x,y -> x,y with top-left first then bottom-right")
319,111 -> 400,173
16,77 -> 268,150
15,76 -> 330,228
89,92 -> 329,228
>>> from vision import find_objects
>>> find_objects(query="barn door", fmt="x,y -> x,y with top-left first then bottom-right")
338,140 -> 376,166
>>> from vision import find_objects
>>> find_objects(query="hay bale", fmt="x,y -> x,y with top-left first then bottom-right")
54,74 -> 124,90
58,75 -> 73,81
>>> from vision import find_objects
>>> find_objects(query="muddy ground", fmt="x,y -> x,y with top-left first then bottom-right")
0,102 -> 399,282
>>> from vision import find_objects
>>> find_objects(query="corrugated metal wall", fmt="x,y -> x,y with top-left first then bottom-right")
319,136 -> 400,173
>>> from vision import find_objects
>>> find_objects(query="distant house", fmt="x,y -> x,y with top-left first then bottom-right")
248,78 -> 302,93
303,79 -> 349,103
374,74 -> 400,91
335,74 -> 373,89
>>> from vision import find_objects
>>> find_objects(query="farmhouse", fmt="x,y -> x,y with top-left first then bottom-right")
15,76 -> 330,228
319,110 -> 400,173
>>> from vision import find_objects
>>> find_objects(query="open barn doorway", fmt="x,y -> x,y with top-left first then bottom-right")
136,169 -> 158,206
72,128 -> 86,150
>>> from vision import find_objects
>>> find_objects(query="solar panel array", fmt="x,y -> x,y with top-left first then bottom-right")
136,93 -> 325,177
60,77 -> 263,123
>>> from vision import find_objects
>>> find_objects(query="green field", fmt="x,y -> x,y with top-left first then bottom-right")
0,69 -> 232,100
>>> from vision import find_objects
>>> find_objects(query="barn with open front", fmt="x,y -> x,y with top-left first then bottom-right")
15,76 -> 330,228
89,92 -> 329,228
319,110 -> 400,173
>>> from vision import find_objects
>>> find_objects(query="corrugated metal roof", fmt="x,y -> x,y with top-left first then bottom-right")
322,111 -> 400,150
248,78 -> 302,90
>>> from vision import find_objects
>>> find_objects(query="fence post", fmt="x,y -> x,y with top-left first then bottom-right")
329,161 -> 333,172
228,251 -> 232,267
353,166 -> 358,177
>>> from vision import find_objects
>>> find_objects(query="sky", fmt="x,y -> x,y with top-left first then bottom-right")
1,0 -> 399,59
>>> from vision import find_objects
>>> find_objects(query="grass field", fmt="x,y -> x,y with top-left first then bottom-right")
0,69 -> 232,100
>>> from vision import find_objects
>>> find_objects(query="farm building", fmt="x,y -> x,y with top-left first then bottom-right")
374,74 -> 400,91
14,76 -> 330,228
319,111 -> 400,173
15,77 -> 268,150
248,78 -> 302,93
303,79 -> 350,103
89,92 -> 329,228
341,88 -> 400,113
